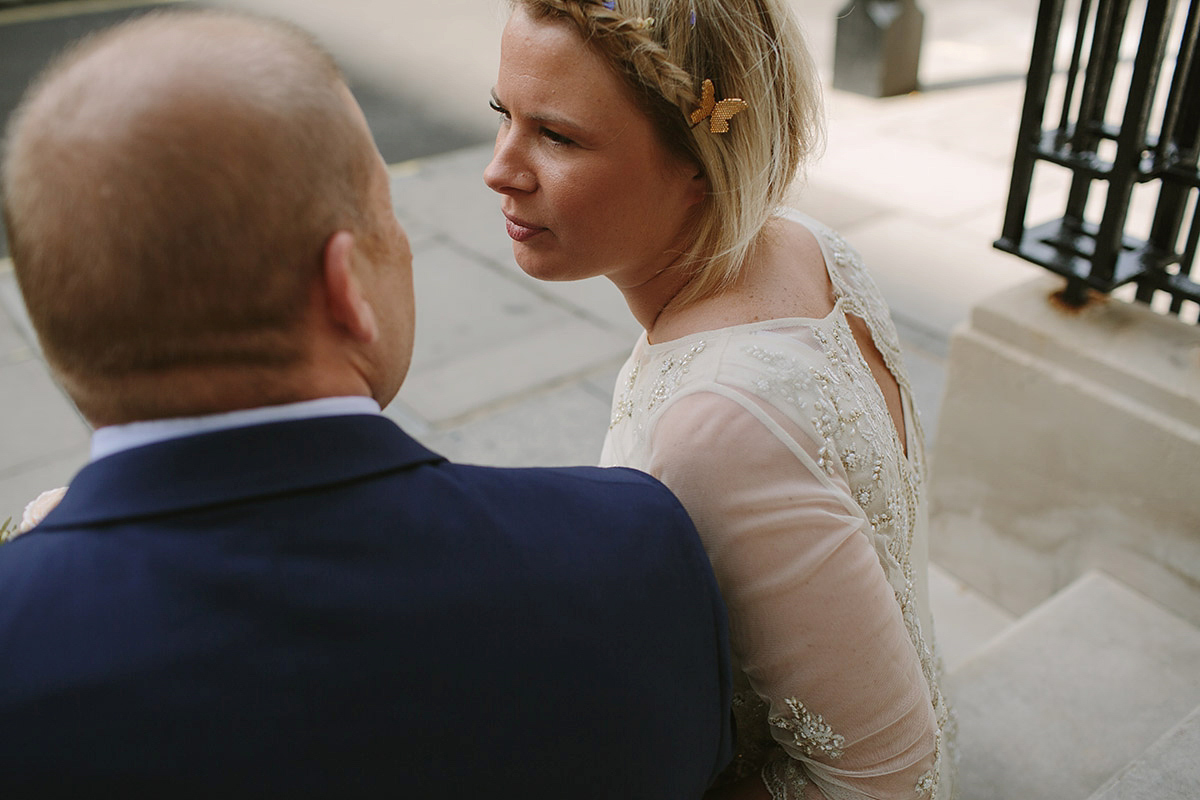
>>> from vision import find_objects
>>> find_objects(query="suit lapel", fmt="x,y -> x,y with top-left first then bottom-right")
39,414 -> 444,529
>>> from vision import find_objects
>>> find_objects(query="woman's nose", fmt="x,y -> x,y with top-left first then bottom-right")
484,128 -> 536,194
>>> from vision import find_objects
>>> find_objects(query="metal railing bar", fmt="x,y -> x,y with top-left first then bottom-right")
999,0 -> 1067,251
1147,1 -> 1197,304
1156,0 -> 1199,163
1058,0 -> 1096,147
1181,193 -> 1200,274
997,0 -> 1199,321
1093,0 -> 1177,287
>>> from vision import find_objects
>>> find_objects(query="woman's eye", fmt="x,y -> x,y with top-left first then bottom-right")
489,99 -> 510,119
542,128 -> 574,146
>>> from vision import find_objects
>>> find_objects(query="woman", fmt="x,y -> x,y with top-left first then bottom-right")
483,1 -> 955,798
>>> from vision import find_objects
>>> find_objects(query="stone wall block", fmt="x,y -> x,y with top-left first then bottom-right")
930,275 -> 1200,625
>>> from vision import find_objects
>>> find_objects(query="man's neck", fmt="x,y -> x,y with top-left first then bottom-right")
69,356 -> 379,428
90,396 -> 382,461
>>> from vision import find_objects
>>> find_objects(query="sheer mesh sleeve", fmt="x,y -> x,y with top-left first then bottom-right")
646,389 -> 938,800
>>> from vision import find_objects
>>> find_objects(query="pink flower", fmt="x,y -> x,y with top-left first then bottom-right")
16,487 -> 68,536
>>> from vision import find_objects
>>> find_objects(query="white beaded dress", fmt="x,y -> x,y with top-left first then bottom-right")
600,210 -> 956,800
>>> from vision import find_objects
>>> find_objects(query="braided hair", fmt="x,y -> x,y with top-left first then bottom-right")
510,0 -> 823,304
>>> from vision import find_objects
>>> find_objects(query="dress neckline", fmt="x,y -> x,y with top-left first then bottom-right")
641,209 -> 845,354
629,210 -> 922,473
638,297 -> 847,355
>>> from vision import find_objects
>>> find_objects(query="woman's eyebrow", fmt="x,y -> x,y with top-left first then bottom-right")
491,88 -> 586,133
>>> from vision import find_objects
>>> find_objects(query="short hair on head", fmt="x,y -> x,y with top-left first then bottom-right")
1,9 -> 379,404
509,0 -> 824,304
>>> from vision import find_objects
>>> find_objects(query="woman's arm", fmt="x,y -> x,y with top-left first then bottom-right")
649,390 -> 938,800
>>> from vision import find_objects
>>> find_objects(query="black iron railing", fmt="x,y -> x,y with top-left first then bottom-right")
997,0 -> 1200,322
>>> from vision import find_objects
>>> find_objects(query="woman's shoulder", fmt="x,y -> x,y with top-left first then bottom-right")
650,212 -> 838,345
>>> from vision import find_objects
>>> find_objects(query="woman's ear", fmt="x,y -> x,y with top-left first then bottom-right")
322,230 -> 379,344
686,162 -> 709,207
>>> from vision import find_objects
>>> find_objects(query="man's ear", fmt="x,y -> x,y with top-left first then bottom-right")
322,230 -> 379,344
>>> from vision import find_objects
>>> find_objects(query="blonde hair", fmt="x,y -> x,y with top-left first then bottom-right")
511,0 -> 823,304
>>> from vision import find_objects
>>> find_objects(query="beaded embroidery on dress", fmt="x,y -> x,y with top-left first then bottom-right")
601,210 -> 956,799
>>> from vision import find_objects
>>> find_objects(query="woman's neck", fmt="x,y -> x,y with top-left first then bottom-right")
613,258 -> 699,343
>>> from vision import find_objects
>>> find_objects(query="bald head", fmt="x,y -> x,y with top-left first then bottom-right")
2,10 -> 388,423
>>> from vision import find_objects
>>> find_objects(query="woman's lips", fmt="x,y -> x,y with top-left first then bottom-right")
504,214 -> 547,243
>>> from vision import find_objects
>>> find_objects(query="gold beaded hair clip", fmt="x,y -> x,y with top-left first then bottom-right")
689,79 -> 749,134
596,3 -> 743,134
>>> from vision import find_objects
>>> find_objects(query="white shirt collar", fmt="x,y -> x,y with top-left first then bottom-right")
90,396 -> 381,462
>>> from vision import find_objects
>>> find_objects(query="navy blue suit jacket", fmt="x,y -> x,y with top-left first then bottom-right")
0,414 -> 732,798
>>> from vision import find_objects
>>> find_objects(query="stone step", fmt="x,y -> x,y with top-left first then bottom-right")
947,571 -> 1200,800
1089,704 -> 1200,800
928,562 -> 1016,673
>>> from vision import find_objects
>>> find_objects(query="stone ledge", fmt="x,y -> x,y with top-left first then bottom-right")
930,274 -> 1200,624
968,277 -> 1200,428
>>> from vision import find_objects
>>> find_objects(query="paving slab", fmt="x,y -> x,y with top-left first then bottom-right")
211,0 -> 503,141
0,260 -> 37,357
400,315 -> 629,425
0,358 -> 90,476
948,572 -> 1200,800
0,290 -> 31,366
844,214 -> 1044,342
864,82 -> 1027,168
956,161 -> 1077,242
927,563 -> 1014,673
395,148 -> 642,337
390,146 -> 515,271
815,124 -> 1016,223
787,179 -> 893,236
519,275 -> 644,340
406,236 -> 567,371
413,377 -> 613,468
583,362 -> 625,406
400,224 -> 635,425
900,338 -> 949,445
919,0 -> 1040,85
1090,705 -> 1200,800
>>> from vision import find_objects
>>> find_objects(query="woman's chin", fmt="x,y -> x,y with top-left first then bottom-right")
513,250 -> 575,283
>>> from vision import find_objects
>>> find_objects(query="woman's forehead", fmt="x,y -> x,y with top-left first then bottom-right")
499,10 -> 639,116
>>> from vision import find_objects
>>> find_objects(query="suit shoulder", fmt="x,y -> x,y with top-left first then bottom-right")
450,462 -> 687,513
430,461 -> 701,551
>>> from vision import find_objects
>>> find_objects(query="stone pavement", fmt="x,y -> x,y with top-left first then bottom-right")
0,0 -> 1053,660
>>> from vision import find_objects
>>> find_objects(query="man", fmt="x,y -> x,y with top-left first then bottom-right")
0,11 -> 732,797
